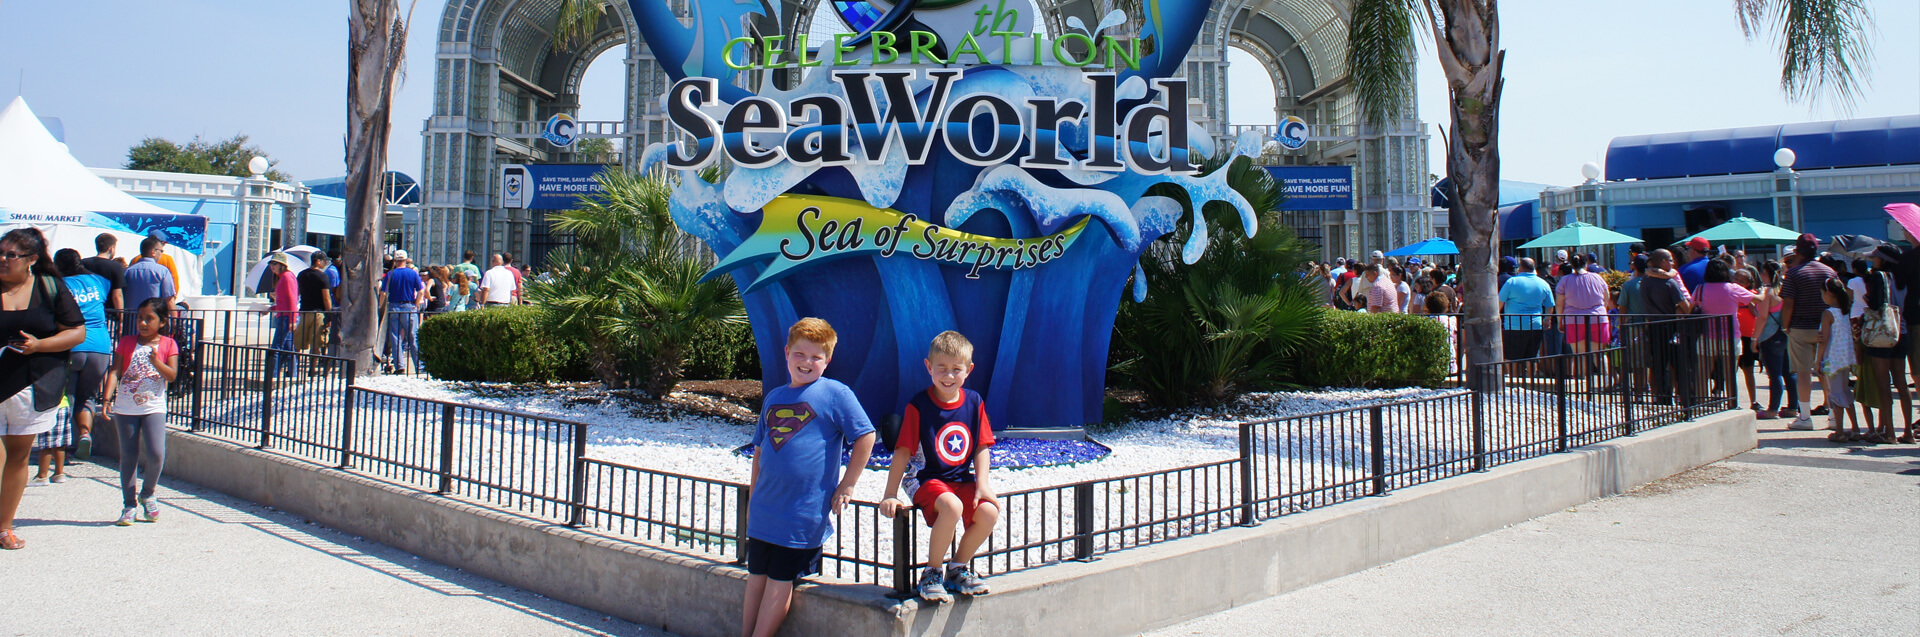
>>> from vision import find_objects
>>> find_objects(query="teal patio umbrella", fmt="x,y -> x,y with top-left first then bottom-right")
1383,237 -> 1459,256
1517,222 -> 1640,250
1683,216 -> 1800,245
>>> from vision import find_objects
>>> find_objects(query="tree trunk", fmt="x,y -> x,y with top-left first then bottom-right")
343,1 -> 408,375
1431,1 -> 1505,389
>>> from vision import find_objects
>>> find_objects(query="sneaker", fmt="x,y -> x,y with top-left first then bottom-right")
49,473 -> 65,484
1757,410 -> 1776,420
74,434 -> 91,460
1788,415 -> 1815,431
115,507 -> 139,527
27,477 -> 48,487
1812,405 -> 1830,416
945,564 -> 991,597
916,567 -> 951,604
139,498 -> 160,523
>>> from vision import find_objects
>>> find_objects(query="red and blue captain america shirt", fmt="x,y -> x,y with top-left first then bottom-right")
898,388 -> 994,488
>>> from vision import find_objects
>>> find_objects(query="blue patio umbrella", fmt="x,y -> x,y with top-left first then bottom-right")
1383,237 -> 1459,256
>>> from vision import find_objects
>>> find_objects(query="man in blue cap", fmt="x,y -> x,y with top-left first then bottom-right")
1498,255 -> 1518,291
136,230 -> 181,294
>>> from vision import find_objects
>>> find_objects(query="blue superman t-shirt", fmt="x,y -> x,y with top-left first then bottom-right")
747,377 -> 874,549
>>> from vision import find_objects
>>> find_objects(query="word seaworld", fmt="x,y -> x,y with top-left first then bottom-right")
663,71 -> 1200,175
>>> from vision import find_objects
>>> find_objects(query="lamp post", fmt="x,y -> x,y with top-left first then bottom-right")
1773,148 -> 1800,232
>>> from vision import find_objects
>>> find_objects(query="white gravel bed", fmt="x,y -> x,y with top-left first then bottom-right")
192,375 -> 1630,581
350,376 -> 1459,496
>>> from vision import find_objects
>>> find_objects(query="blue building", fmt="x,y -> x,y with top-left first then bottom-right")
1539,115 -> 1920,266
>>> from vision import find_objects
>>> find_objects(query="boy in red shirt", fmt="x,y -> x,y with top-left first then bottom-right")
880,330 -> 1000,603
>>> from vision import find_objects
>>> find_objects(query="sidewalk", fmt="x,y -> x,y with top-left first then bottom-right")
5,459 -> 669,637
1150,424 -> 1920,636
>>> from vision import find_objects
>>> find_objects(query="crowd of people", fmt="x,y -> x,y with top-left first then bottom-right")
0,228 -> 188,550
1303,230 -> 1919,446
255,248 -> 527,375
1305,250 -> 1463,316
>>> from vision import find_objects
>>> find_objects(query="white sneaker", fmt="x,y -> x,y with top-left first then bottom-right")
27,477 -> 48,487
115,507 -> 139,527
1788,415 -> 1815,431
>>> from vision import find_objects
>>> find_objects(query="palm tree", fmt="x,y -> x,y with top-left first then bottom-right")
527,170 -> 746,396
342,0 -> 412,374
1344,0 -> 1874,386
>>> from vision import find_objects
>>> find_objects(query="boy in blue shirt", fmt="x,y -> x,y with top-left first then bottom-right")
879,331 -> 1000,603
743,318 -> 876,637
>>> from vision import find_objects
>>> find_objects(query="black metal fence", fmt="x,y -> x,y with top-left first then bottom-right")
159,312 -> 1736,595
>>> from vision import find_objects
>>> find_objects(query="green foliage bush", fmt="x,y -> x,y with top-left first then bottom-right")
1111,154 -> 1327,407
684,319 -> 761,380
1297,312 -> 1451,388
418,306 -> 589,382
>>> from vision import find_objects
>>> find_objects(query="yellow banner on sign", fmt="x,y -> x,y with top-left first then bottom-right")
704,194 -> 1089,291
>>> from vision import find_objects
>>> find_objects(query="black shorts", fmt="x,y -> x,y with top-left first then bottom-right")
1738,337 -> 1758,367
745,538 -> 821,582
1503,329 -> 1544,361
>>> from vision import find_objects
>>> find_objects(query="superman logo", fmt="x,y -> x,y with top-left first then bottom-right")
765,402 -> 817,451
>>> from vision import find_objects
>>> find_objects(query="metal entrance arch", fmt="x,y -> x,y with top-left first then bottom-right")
419,0 -> 1428,266
418,0 -> 672,269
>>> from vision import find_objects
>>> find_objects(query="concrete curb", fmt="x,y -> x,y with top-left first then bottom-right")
130,408 -> 1754,636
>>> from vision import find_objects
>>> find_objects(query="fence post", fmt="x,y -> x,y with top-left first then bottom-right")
568,422 -> 588,527
340,385 -> 356,469
733,485 -> 750,565
1554,365 -> 1568,453
437,403 -> 455,495
1237,424 -> 1256,526
188,341 -> 204,432
1471,386 -> 1486,472
1072,482 -> 1095,561
223,310 -> 233,346
891,510 -> 914,596
1369,406 -> 1386,496
259,355 -> 274,450
1619,351 -> 1634,438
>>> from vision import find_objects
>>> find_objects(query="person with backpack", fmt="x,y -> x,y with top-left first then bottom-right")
0,228 -> 87,550
1858,247 -> 1911,443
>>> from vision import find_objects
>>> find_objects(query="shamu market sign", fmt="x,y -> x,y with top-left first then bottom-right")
629,0 -> 1254,431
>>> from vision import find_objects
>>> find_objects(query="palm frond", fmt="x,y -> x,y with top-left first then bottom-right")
551,0 -> 607,52
1346,0 -> 1423,126
1739,0 -> 1874,107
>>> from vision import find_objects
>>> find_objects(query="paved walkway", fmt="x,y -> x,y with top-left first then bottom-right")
1151,424 -> 1920,636
5,459 -> 667,637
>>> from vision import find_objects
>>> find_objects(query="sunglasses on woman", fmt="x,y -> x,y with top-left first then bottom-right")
0,250 -> 33,261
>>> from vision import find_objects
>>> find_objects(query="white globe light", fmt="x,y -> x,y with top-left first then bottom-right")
1773,147 -> 1796,169
1580,162 -> 1601,181
248,156 -> 270,177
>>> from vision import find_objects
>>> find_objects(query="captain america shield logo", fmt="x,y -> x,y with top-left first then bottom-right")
935,422 -> 972,465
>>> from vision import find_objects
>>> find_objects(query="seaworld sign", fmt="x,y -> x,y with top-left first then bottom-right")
630,0 -> 1259,431
664,71 -> 1200,174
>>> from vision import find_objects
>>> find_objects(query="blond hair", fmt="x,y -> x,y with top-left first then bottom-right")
787,317 -> 838,357
927,330 -> 973,362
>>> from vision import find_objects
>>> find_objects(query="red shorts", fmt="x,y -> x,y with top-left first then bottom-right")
913,480 -> 984,527
1562,317 -> 1612,344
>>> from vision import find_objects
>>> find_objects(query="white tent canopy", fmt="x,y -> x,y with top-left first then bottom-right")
0,96 -> 201,295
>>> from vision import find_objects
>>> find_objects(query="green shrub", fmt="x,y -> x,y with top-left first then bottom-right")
1297,312 -> 1450,388
684,319 -> 761,380
418,306 -> 587,382
1111,153 -> 1325,407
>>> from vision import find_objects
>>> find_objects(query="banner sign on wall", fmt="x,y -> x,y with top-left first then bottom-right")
0,208 -> 208,254
630,0 -> 1255,431
1266,166 -> 1354,211
500,164 -> 612,210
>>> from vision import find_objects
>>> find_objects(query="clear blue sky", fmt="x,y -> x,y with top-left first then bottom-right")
2,1 -> 1913,186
